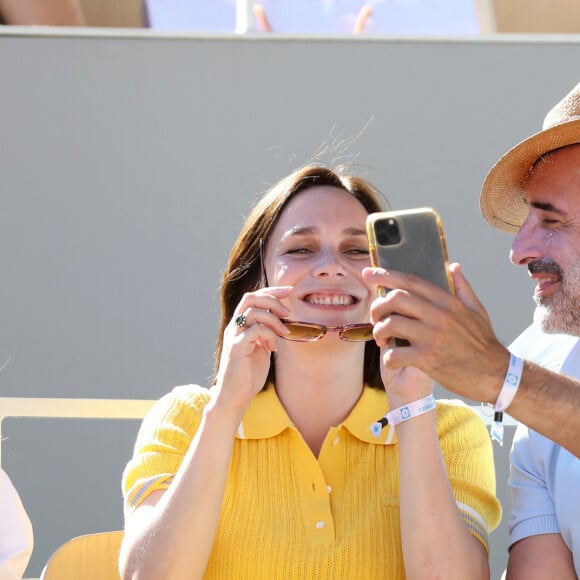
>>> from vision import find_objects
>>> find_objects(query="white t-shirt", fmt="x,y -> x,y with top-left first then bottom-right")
509,323 -> 580,375
508,323 -> 580,576
0,469 -> 34,580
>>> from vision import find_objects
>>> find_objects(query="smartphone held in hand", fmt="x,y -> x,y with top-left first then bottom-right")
366,207 -> 454,294
366,207 -> 454,347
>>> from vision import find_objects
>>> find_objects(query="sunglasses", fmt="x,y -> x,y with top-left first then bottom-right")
258,239 -> 374,343
280,319 -> 374,342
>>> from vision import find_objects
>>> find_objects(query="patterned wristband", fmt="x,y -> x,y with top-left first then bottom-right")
370,394 -> 436,436
387,394 -> 437,426
490,353 -> 524,446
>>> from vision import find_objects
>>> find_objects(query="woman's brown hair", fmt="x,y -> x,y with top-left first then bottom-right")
214,164 -> 389,388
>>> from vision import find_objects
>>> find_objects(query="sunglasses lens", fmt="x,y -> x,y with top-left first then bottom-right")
283,322 -> 325,342
340,324 -> 374,341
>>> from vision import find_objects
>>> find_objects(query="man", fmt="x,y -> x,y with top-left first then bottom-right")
364,81 -> 580,577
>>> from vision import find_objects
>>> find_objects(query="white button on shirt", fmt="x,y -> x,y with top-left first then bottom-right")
315,521 -> 325,529
332,436 -> 340,446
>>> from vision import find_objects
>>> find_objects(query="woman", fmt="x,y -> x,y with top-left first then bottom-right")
120,165 -> 501,579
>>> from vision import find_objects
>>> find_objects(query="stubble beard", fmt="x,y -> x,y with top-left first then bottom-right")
533,259 -> 580,337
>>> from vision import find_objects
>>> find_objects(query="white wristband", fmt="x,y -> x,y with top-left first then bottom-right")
370,394 -> 437,437
495,353 -> 524,413
387,394 -> 436,425
490,353 -> 524,446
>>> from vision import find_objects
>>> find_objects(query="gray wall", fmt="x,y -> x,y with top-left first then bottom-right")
0,29 -> 578,577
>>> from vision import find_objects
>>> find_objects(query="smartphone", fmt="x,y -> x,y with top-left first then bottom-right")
366,207 -> 454,346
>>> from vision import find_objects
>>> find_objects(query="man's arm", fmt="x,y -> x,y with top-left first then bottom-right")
363,264 -> 580,457
506,360 -> 580,457
507,535 -> 576,579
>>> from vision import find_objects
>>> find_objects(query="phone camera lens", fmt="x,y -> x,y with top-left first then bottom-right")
376,218 -> 401,245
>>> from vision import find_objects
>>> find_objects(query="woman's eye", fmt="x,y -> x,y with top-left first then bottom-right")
346,247 -> 370,256
286,247 -> 313,255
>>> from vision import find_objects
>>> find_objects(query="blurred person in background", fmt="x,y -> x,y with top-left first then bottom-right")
0,467 -> 33,580
0,0 -> 84,25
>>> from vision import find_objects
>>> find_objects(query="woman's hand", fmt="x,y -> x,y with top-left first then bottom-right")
213,286 -> 293,415
377,358 -> 434,408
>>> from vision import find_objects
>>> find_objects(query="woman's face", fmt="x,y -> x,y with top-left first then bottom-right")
265,186 -> 372,328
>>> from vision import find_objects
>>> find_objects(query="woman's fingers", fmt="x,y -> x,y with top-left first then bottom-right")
230,286 -> 293,339
233,307 -> 290,343
234,286 -> 292,318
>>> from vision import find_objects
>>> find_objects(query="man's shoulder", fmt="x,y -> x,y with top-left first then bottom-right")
561,339 -> 580,378
509,323 -> 580,375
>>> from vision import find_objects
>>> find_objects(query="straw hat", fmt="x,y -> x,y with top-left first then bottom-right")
480,82 -> 580,233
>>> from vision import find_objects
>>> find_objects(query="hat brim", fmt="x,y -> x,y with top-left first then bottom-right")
480,119 -> 580,233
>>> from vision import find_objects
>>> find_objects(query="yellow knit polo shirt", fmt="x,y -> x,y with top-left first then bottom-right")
123,384 -> 501,579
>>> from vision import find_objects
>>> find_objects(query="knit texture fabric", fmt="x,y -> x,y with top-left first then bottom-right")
123,384 -> 501,579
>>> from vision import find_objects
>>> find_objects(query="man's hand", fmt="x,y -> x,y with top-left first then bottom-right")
364,263 -> 509,403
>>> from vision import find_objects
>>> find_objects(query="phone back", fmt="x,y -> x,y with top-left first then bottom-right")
366,207 -> 454,293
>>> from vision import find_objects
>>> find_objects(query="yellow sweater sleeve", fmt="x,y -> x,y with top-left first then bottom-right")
436,400 -> 502,552
121,384 -> 211,519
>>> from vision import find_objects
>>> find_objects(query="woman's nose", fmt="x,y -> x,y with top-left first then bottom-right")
312,250 -> 346,277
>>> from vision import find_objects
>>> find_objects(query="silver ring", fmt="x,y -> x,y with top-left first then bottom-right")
235,314 -> 248,328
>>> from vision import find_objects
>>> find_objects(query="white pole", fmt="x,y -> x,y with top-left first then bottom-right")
235,0 -> 253,33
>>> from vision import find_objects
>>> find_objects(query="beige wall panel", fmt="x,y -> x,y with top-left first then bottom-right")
0,30 -> 578,579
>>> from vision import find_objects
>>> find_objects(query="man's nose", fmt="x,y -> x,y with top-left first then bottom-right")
510,219 -> 543,266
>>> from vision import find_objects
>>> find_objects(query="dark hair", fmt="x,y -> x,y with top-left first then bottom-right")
214,164 -> 389,388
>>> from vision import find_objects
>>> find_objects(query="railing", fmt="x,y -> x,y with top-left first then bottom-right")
0,395 -> 514,463
0,397 -> 156,465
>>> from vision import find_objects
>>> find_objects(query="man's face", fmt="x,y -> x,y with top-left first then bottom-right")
510,144 -> 580,336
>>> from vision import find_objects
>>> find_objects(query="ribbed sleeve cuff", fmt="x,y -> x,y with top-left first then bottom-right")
124,473 -> 174,519
510,514 -> 560,548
